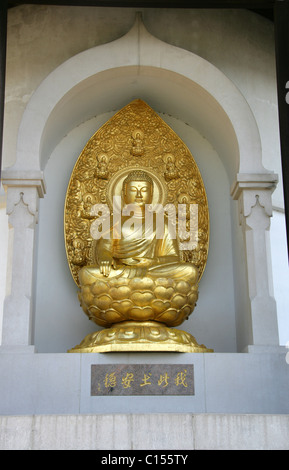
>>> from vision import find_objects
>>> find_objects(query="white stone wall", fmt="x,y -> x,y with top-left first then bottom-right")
0,187 -> 8,344
271,209 -> 289,345
1,414 -> 289,450
1,6 -> 288,348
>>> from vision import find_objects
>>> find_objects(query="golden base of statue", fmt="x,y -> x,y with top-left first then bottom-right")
68,321 -> 213,353
67,270 -> 213,353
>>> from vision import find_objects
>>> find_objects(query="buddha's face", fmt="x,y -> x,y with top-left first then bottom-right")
123,180 -> 153,206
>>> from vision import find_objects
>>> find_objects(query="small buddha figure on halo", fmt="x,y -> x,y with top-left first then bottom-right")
96,154 -> 109,180
131,129 -> 144,157
164,154 -> 178,181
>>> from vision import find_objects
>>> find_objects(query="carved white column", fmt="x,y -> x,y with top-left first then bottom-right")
231,173 -> 280,349
1,172 -> 45,351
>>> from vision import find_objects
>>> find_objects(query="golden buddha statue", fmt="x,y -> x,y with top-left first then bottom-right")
65,99 -> 212,353
81,170 -> 198,283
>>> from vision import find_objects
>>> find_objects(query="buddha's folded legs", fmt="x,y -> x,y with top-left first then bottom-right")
79,261 -> 198,284
147,261 -> 198,284
79,265 -> 125,283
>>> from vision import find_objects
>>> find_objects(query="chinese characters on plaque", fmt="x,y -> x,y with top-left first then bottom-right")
91,364 -> 194,396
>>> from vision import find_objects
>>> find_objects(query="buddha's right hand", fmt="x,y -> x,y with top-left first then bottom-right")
100,259 -> 113,277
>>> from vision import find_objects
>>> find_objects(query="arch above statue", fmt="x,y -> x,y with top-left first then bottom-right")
3,13 -> 269,185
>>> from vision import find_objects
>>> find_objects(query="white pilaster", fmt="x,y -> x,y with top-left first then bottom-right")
0,171 -> 45,350
231,173 -> 279,348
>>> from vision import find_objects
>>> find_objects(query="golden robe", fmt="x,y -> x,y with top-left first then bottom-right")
87,214 -> 198,283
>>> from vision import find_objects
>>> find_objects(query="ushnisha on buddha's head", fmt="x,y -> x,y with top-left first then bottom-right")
122,170 -> 153,207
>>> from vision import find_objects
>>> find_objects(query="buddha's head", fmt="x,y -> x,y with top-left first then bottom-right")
122,170 -> 153,206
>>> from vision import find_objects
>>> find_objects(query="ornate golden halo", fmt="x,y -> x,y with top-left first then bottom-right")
64,99 -> 209,287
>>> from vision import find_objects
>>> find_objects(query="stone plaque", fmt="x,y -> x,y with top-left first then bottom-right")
91,364 -> 194,396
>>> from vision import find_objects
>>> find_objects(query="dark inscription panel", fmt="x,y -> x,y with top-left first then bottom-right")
91,364 -> 194,396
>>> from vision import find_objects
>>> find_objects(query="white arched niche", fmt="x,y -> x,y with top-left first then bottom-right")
1,14 -> 279,353
34,111 -> 235,353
